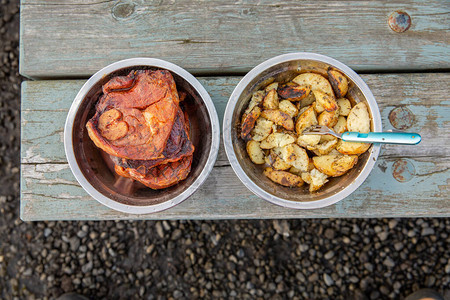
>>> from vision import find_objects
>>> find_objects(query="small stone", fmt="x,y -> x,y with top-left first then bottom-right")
173,290 -> 182,298
324,251 -> 334,260
383,257 -> 396,268
407,230 -> 416,237
82,261 -> 93,273
237,249 -> 245,258
69,237 -> 80,251
77,230 -> 87,239
155,222 -> 164,238
363,262 -> 373,272
421,228 -> 435,236
370,291 -> 380,299
377,231 -> 388,241
44,228 -> 52,237
308,273 -> 319,282
380,285 -> 389,295
394,242 -> 404,251
273,220 -> 290,237
298,244 -> 309,252
323,273 -> 334,286
388,219 -> 398,229
425,276 -> 436,286
349,276 -> 359,283
23,268 -> 32,276
324,228 -> 335,239
296,272 -> 305,282
82,277 -> 92,286
171,229 -> 182,240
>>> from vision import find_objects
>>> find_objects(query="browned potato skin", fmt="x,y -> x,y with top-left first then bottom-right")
263,167 -> 304,187
336,140 -> 371,155
241,107 -> 261,140
295,106 -> 317,135
313,90 -> 338,112
277,82 -> 311,101
246,140 -> 265,164
262,89 -> 279,109
318,109 -> 339,128
313,155 -> 358,177
261,109 -> 294,131
328,69 -> 349,98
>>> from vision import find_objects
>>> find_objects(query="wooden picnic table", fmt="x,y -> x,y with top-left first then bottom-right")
19,0 -> 449,221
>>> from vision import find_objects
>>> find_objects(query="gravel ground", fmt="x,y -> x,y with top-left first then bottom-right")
0,1 -> 449,299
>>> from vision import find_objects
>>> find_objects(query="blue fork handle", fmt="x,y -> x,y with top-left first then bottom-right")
342,132 -> 421,145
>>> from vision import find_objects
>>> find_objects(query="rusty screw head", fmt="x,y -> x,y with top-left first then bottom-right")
389,11 -> 411,33
389,107 -> 415,130
392,159 -> 415,182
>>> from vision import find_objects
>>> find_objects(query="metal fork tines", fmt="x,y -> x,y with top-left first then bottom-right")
302,125 -> 342,139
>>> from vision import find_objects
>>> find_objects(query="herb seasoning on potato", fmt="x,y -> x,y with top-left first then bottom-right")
240,70 -> 372,193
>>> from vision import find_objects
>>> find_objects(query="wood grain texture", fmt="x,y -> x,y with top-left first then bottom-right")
20,73 -> 450,220
20,0 -> 450,79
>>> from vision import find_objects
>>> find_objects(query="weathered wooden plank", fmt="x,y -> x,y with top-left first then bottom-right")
20,73 -> 450,220
21,74 -> 450,165
20,0 -> 450,78
20,156 -> 449,221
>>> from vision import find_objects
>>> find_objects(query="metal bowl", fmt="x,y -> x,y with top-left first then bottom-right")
223,53 -> 382,209
64,58 -> 220,214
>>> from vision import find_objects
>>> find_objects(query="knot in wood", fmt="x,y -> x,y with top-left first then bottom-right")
112,2 -> 136,20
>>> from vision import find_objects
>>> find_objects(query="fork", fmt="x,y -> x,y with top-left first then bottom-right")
302,125 -> 421,145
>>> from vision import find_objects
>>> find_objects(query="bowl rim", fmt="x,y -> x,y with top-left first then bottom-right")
223,52 -> 382,209
64,58 -> 220,214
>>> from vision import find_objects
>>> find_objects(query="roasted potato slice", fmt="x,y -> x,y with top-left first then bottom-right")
246,140 -> 265,164
277,82 -> 311,101
297,134 -> 321,148
244,90 -> 264,116
262,89 -> 279,110
241,106 -> 261,140
261,109 -> 294,131
313,154 -> 358,177
265,82 -> 279,92
289,166 -> 302,176
251,117 -> 274,141
260,132 -> 295,149
337,98 -> 351,116
279,100 -> 299,118
292,73 -> 335,97
319,134 -> 337,143
333,116 -> 348,134
314,139 -> 338,155
271,157 -> 292,171
327,69 -> 349,98
295,106 -> 318,134
298,92 -> 316,109
263,167 -> 304,187
317,109 -> 339,128
347,102 -> 371,133
265,152 -> 291,170
312,90 -> 338,113
336,140 -> 371,155
308,169 -> 329,192
281,143 -> 309,171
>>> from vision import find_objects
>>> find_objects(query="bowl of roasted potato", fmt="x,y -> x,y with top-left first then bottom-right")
223,53 -> 382,209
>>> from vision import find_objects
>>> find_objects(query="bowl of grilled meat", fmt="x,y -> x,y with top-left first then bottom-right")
65,58 -> 220,214
223,53 -> 382,209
